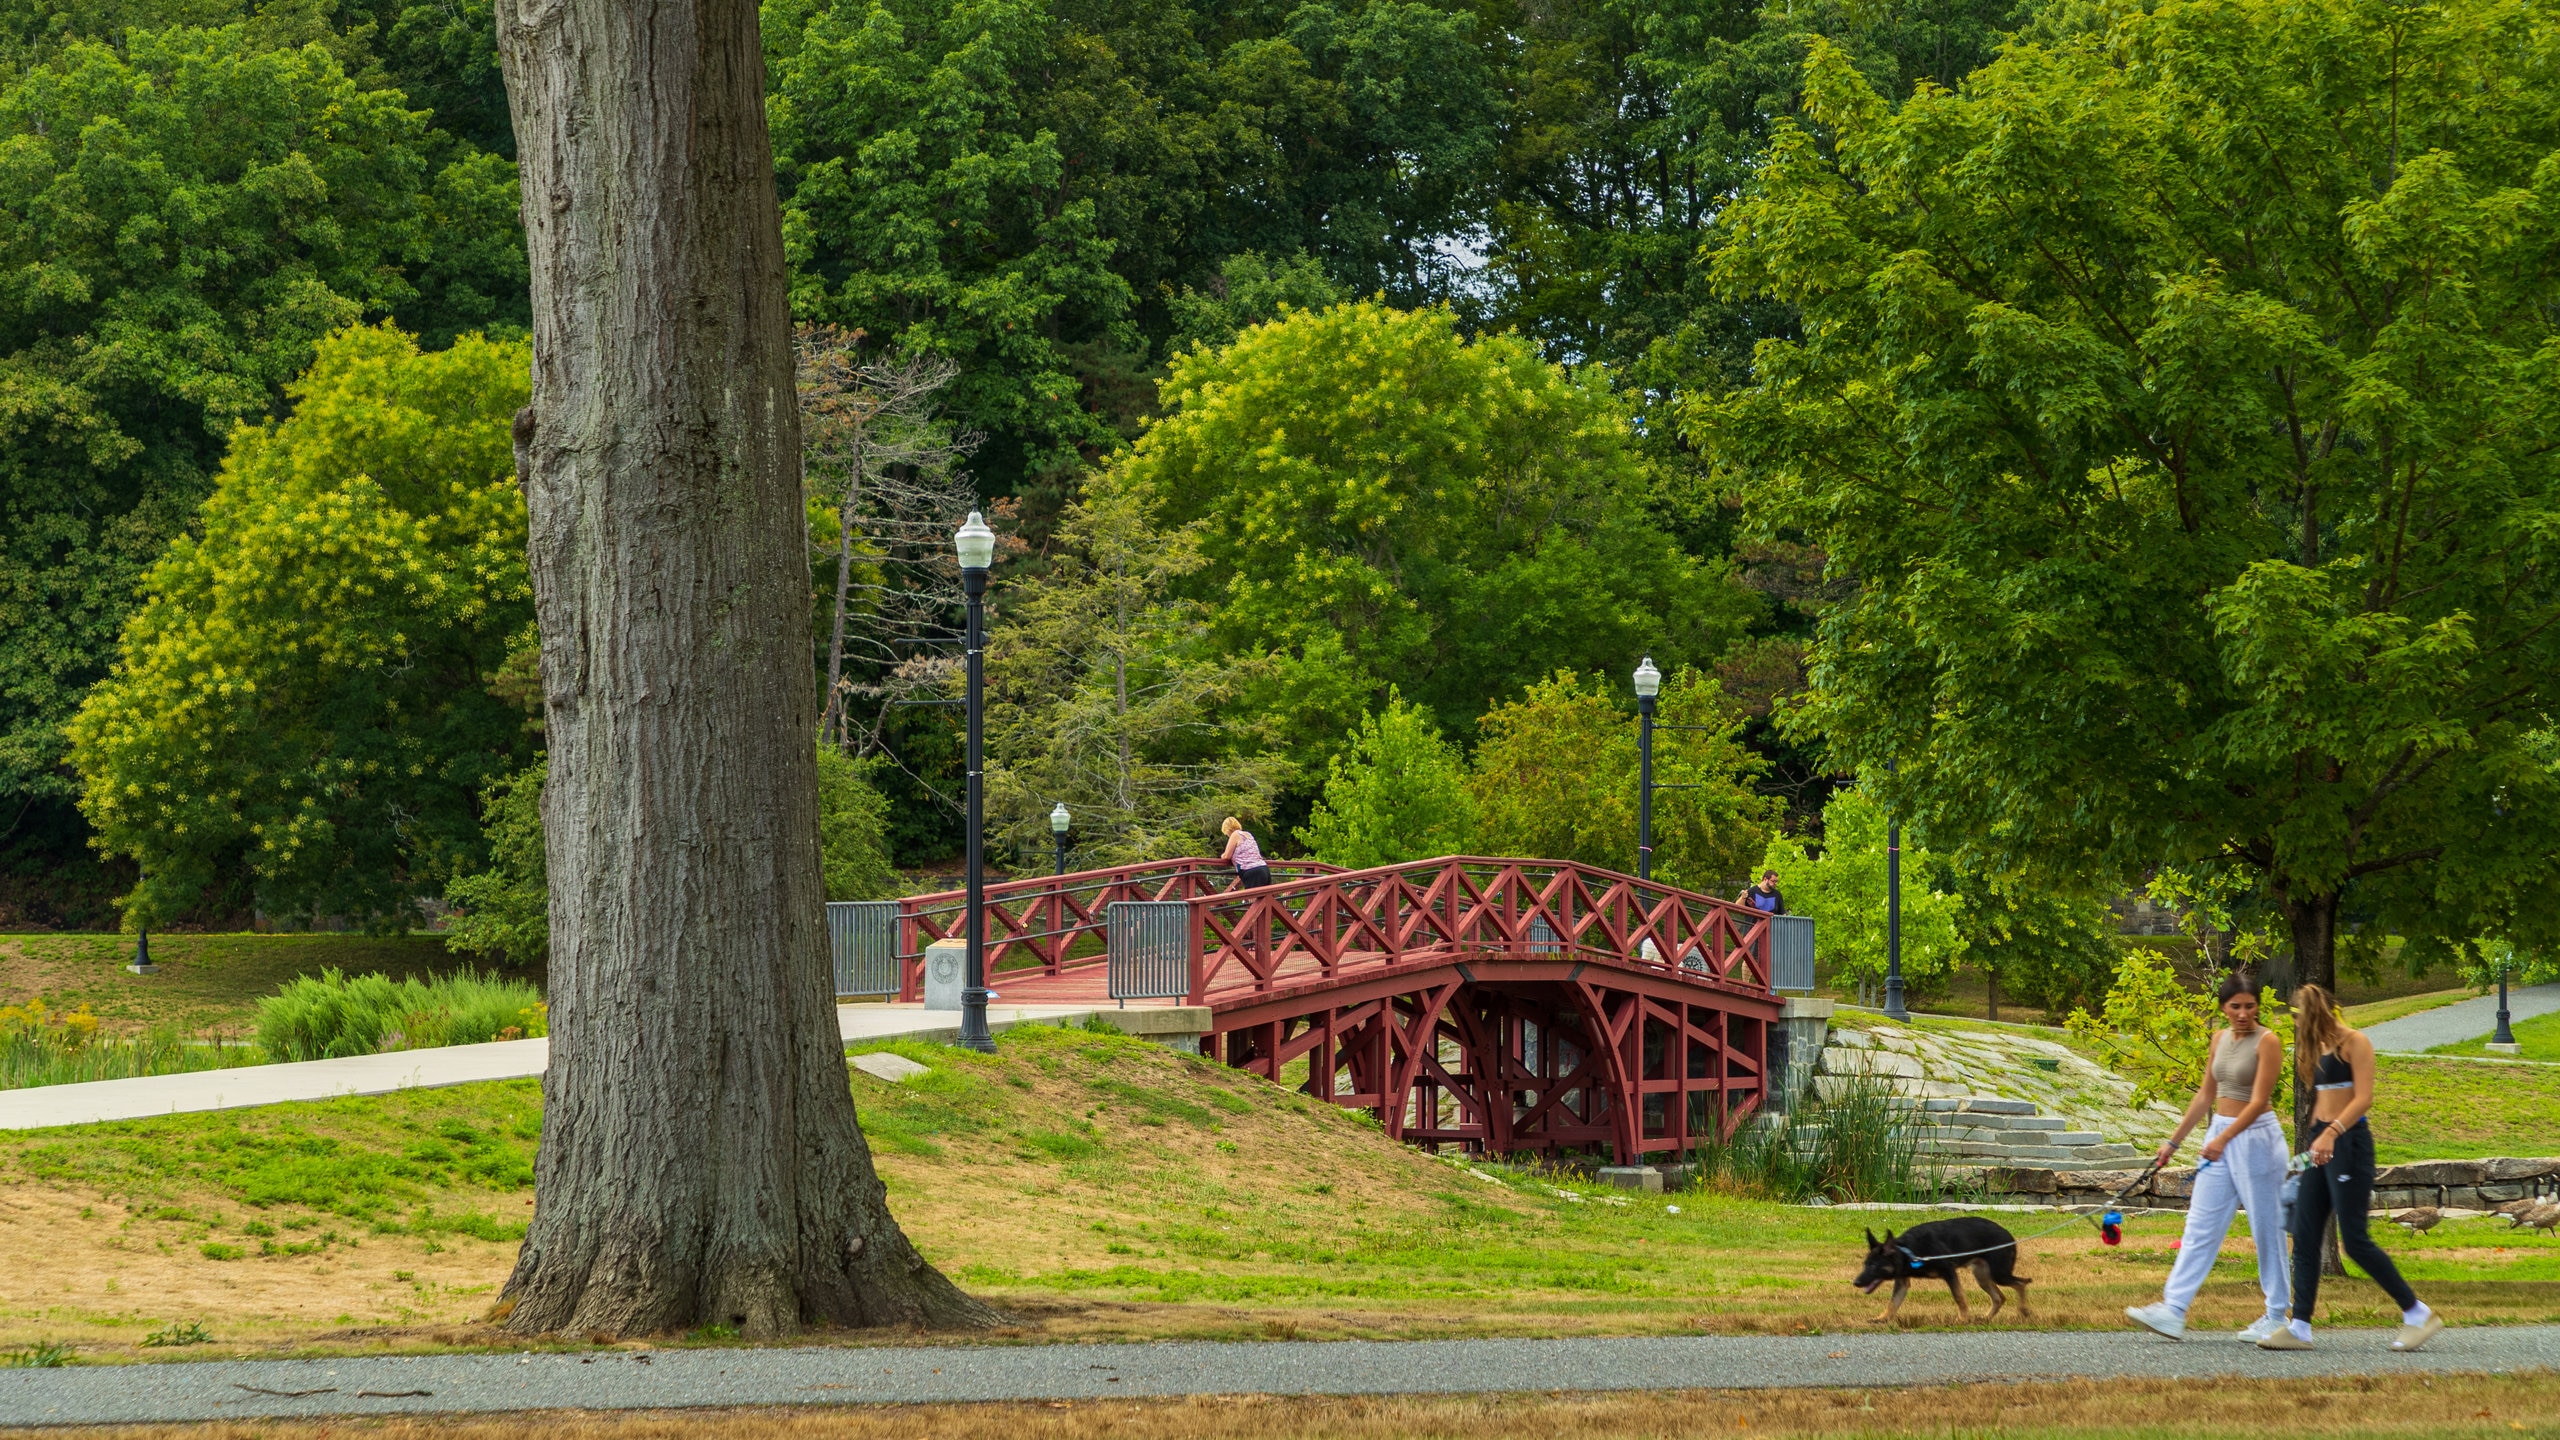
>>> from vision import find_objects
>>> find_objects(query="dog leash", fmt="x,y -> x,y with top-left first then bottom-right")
1888,1155 -> 2169,1270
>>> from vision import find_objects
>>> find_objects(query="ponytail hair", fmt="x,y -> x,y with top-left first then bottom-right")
2215,974 -> 2253,1006
2293,983 -> 2346,1064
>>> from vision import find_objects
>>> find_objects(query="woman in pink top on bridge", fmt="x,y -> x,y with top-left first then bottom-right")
1219,816 -> 1272,889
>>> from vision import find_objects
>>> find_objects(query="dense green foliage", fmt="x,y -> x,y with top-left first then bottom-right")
441,759 -> 547,966
1703,0 -> 2560,984
1128,302 -> 1757,780
1299,691 -> 1476,869
0,0 -> 524,920
68,325 -> 536,928
1470,666 -> 1773,890
764,0 -> 1502,498
816,745 -> 899,900
253,966 -> 546,1062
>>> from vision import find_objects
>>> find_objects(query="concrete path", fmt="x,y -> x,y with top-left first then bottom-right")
3,1328 -> 2555,1425
2364,984 -> 2560,1053
0,1003 -> 1202,1132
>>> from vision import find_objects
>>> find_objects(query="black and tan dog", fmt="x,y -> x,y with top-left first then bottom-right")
1852,1220 -> 2033,1324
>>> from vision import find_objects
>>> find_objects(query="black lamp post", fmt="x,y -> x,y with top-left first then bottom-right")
1633,657 -> 1660,881
1050,802 -> 1071,877
2492,947 -> 2517,1049
1883,762 -> 1907,1021
127,862 -> 157,976
955,510 -> 997,1054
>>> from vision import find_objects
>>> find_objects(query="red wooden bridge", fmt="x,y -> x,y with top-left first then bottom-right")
890,857 -> 1782,1165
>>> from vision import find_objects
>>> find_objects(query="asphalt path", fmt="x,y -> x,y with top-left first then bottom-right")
4,1328 -> 2556,1426
2363,984 -> 2560,1053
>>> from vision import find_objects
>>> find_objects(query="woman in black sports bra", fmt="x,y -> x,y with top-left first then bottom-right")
2257,984 -> 2443,1352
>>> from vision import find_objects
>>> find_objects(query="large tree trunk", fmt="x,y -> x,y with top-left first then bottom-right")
493,0 -> 994,1337
2286,888 -> 2338,994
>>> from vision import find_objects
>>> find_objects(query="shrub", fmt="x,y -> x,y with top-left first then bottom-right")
1688,1073 -> 1931,1204
255,969 -> 548,1062
2066,950 -> 2292,1109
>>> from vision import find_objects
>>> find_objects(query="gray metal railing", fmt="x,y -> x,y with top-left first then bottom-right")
1107,900 -> 1191,1004
1768,913 -> 1816,992
826,900 -> 900,998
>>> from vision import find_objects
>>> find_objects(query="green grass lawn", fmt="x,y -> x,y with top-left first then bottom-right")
2429,1007 -> 2560,1063
3,1022 -> 2553,1363
2346,987 -> 2478,1028
2370,1055 -> 2560,1161
0,932 -> 532,1040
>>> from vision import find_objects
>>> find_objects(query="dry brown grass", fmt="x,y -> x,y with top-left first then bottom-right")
13,1373 -> 2560,1439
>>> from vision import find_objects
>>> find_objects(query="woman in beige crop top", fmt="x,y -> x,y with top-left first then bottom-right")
2124,975 -> 2291,1342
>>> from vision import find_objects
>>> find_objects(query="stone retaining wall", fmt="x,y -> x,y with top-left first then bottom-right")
1951,1156 -> 2560,1211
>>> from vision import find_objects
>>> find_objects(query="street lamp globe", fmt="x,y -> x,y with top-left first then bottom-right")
1632,656 -> 1661,699
954,510 -> 997,570
1050,802 -> 1072,835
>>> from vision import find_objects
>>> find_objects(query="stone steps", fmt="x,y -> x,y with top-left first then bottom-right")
1882,1093 -> 2145,1169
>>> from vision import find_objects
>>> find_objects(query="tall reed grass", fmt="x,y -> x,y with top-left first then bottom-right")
1689,1073 -> 1936,1203
0,1000 -> 263,1092
255,969 -> 548,1062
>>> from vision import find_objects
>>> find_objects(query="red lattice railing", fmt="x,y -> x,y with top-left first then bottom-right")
896,855 -> 1773,1006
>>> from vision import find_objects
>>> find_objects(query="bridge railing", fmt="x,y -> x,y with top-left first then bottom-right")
1179,856 -> 1776,1003
890,855 -> 1340,1000
894,854 -> 1775,1004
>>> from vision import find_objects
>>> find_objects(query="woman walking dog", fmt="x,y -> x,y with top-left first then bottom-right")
2124,976 -> 2291,1342
2257,984 -> 2444,1352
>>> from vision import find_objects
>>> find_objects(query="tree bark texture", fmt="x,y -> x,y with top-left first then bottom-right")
494,0 -> 992,1337
2286,890 -> 2338,995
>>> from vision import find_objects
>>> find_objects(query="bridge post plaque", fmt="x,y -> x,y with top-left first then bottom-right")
922,938 -> 967,1010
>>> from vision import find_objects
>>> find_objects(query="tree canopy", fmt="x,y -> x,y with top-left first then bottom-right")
0,3 -> 525,921
1701,0 -> 2560,988
68,324 -> 536,928
1127,300 -> 1758,780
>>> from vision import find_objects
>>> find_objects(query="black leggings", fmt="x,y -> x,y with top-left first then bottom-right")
2290,1118 -> 2418,1318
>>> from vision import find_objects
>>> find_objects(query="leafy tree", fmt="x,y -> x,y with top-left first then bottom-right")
1471,666 -> 1773,890
1954,873 -> 2121,1022
1758,787 -> 1962,1002
764,0 -> 1505,501
1163,250 -> 1350,356
985,473 -> 1283,865
2066,951 -> 2293,1111
0,13 -> 526,912
68,325 -> 535,928
443,758 -> 548,966
1300,690 -> 1476,869
1700,0 -> 2560,992
815,745 -> 898,900
1129,301 -> 1758,779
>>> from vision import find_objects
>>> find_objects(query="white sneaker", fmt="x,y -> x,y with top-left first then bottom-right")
2236,1314 -> 2288,1344
2126,1302 -> 2186,1340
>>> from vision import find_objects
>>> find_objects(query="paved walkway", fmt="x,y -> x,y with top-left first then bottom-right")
2364,984 -> 2560,1053
0,1003 -> 1201,1132
3,1328 -> 2554,1424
